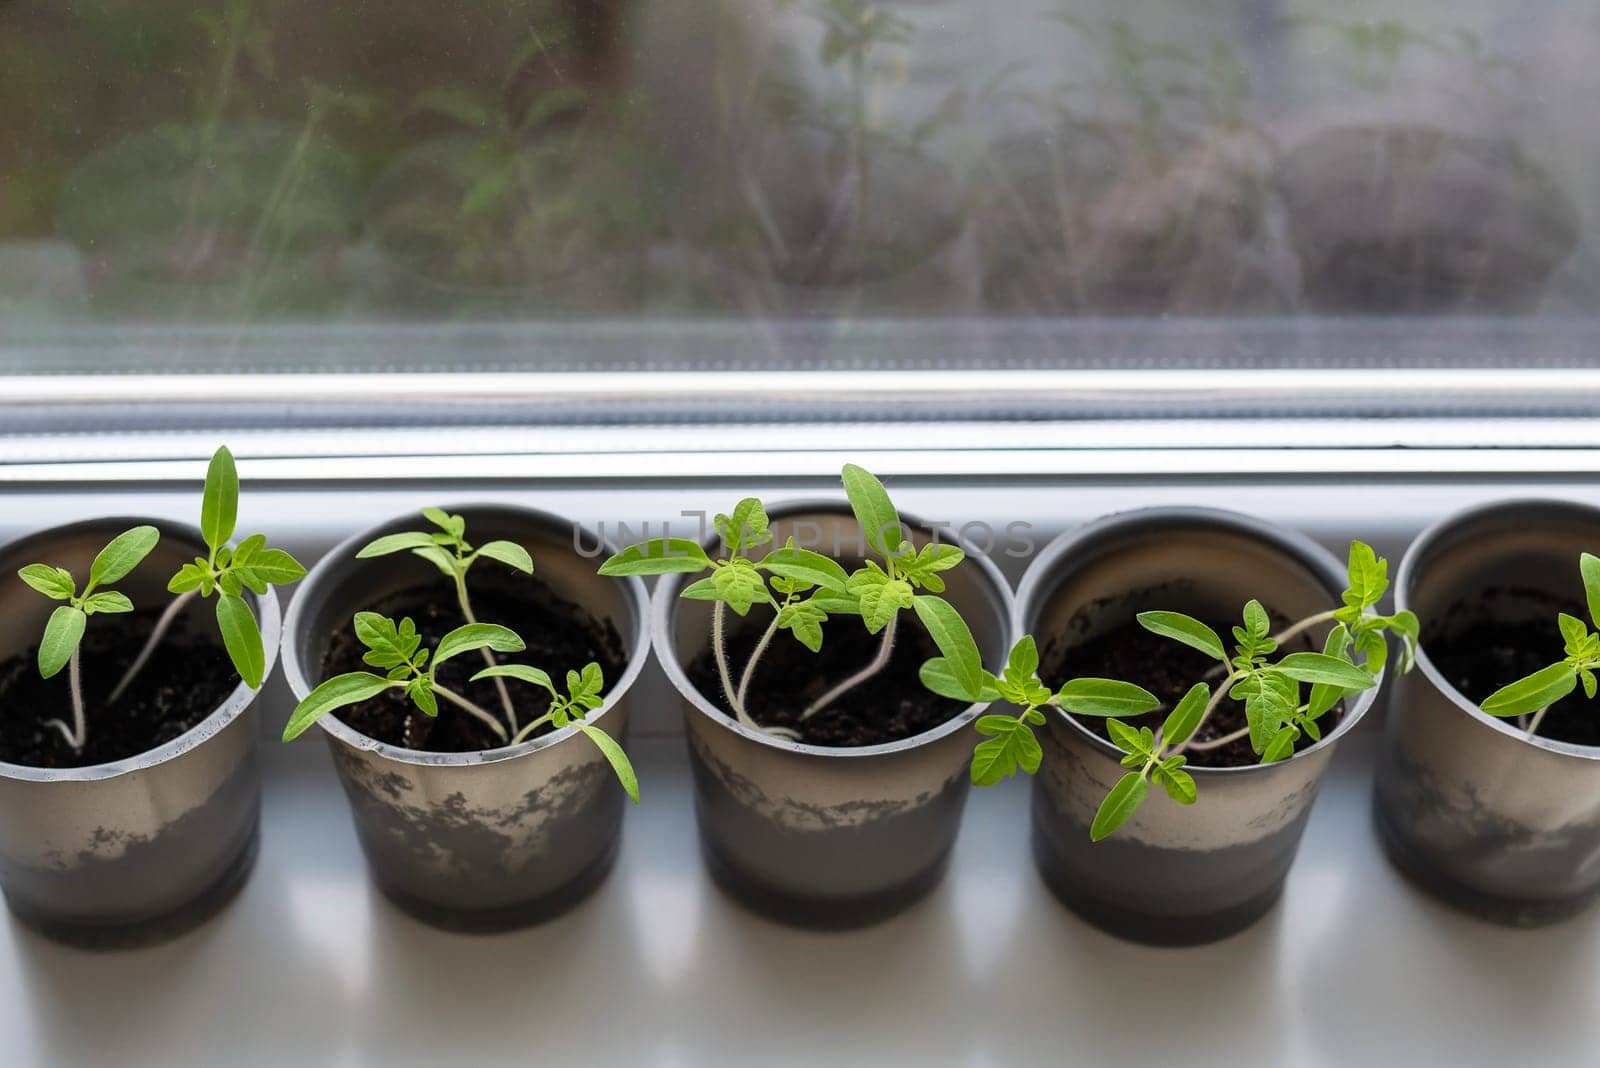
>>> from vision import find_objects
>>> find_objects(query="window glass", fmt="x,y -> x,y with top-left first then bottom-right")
1,2 -> 1595,375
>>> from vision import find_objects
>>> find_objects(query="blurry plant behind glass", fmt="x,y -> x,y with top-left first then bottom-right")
1041,13 -> 1264,164
971,11 -> 1286,317
699,0 -> 967,291
371,16 -> 661,292
1288,16 -> 1524,100
51,0 -> 372,319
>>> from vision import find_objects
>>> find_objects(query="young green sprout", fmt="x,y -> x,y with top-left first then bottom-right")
1480,552 -> 1600,737
969,541 -> 1419,841
598,464 -> 989,739
109,445 -> 307,703
355,509 -> 533,732
17,526 -> 160,751
282,613 -> 637,801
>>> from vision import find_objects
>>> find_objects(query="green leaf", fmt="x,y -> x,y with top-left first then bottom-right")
199,446 -> 239,552
1091,773 -> 1150,841
1559,613 -> 1589,651
38,605 -> 86,678
921,658 -> 997,703
472,663 -> 557,695
435,623 -> 526,665
1243,599 -> 1271,639
216,593 -> 265,687
709,560 -> 773,615
233,534 -> 265,565
407,677 -> 438,717
994,637 -> 1051,707
422,508 -> 466,540
807,590 -> 862,615
81,591 -> 133,615
567,662 -> 605,710
1006,636 -> 1040,681
715,498 -> 771,553
1275,652 -> 1375,690
598,538 -> 711,576
911,595 -> 983,699
1261,725 -> 1300,763
1234,671 -> 1297,753
1137,611 -> 1226,661
19,564 -> 75,600
476,540 -> 534,574
761,539 -> 849,593
1307,625 -> 1352,717
1386,610 -> 1420,674
1160,682 -> 1210,746
237,546 -> 307,587
847,565 -> 913,632
1056,678 -> 1161,718
576,723 -> 640,803
776,601 -> 828,653
841,463 -> 903,559
679,577 -> 720,601
355,613 -> 420,668
1582,553 -> 1600,630
970,716 -> 1043,785
358,532 -> 439,558
1481,662 -> 1578,718
1354,626 -> 1389,677
88,525 -> 160,588
1343,541 -> 1388,612
1154,758 -> 1197,804
410,545 -> 458,577
283,672 -> 395,741
898,542 -> 965,592
1106,718 -> 1152,756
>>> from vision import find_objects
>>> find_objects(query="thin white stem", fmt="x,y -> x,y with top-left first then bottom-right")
434,685 -> 510,744
69,647 -> 85,749
42,719 -> 78,750
735,616 -> 782,715
1270,609 -> 1340,648
1202,609 -> 1343,681
1527,707 -> 1550,738
108,590 -> 197,706
47,647 -> 89,751
1169,671 -> 1245,758
801,614 -> 898,722
713,601 -> 758,730
1182,724 -> 1251,753
708,600 -> 806,743
511,711 -> 557,746
455,571 -> 517,733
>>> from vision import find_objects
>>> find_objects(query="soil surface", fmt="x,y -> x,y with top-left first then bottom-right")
1426,587 -> 1600,747
322,576 -> 626,752
0,606 -> 237,769
1043,616 -> 1344,769
688,615 -> 967,747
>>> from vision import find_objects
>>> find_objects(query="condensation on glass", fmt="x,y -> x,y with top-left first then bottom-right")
0,2 -> 1594,371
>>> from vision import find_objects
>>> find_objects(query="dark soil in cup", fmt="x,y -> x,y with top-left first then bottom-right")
1425,587 -> 1600,748
322,576 -> 626,753
1043,616 -> 1343,769
0,606 -> 237,769
688,615 -> 967,747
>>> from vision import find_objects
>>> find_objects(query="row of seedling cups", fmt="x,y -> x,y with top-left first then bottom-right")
0,450 -> 1595,947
